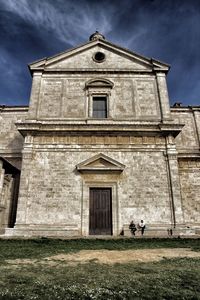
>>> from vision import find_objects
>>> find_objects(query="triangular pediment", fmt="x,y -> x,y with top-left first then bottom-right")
29,39 -> 169,74
76,153 -> 125,172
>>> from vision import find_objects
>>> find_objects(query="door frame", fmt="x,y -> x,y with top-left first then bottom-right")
81,181 -> 119,236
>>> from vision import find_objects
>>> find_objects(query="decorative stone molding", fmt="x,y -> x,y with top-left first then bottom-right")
32,135 -> 166,145
85,78 -> 114,89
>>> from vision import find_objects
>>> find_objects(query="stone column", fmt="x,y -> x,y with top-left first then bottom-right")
165,135 -> 184,227
156,72 -> 171,121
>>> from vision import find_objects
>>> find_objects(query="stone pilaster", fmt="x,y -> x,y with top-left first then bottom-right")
28,72 -> 42,119
13,136 -> 34,230
0,160 -> 4,202
165,135 -> 184,227
0,160 -> 5,231
156,72 -> 171,120
14,151 -> 32,228
192,109 -> 200,149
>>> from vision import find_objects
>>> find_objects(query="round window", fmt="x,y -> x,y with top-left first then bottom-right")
93,52 -> 105,62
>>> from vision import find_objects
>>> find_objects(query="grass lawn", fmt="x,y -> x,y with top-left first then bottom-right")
0,238 -> 200,299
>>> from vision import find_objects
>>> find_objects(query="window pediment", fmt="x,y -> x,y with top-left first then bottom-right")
85,79 -> 114,89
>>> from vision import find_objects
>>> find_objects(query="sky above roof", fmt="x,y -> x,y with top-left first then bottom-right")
0,0 -> 200,106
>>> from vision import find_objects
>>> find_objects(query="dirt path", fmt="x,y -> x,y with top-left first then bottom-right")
5,248 -> 200,266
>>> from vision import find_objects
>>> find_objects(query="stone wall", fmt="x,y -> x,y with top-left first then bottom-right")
179,159 -> 200,226
2,107 -> 200,155
0,107 -> 27,233
28,75 -> 161,121
0,107 -> 27,155
172,108 -> 200,230
0,174 -> 14,231
0,158 -> 20,233
27,43 -> 171,121
171,107 -> 200,152
14,134 -> 177,236
24,105 -> 200,156
0,105 -> 199,236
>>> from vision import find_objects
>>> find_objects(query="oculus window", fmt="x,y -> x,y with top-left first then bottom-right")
93,52 -> 105,63
93,96 -> 107,118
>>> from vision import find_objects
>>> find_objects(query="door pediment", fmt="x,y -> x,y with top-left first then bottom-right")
76,153 -> 125,172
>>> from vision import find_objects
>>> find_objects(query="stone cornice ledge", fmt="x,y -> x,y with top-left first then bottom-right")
177,152 -> 200,158
158,123 -> 185,137
16,120 -> 184,137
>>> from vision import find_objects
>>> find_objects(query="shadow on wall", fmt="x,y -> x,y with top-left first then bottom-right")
8,135 -> 24,152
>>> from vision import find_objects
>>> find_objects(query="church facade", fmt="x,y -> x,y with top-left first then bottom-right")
0,32 -> 199,237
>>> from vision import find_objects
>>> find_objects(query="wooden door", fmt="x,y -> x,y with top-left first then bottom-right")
89,188 -> 112,235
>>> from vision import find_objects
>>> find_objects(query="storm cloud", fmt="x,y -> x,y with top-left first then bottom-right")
0,0 -> 199,105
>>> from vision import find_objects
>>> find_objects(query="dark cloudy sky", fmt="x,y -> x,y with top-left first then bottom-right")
0,0 -> 200,106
